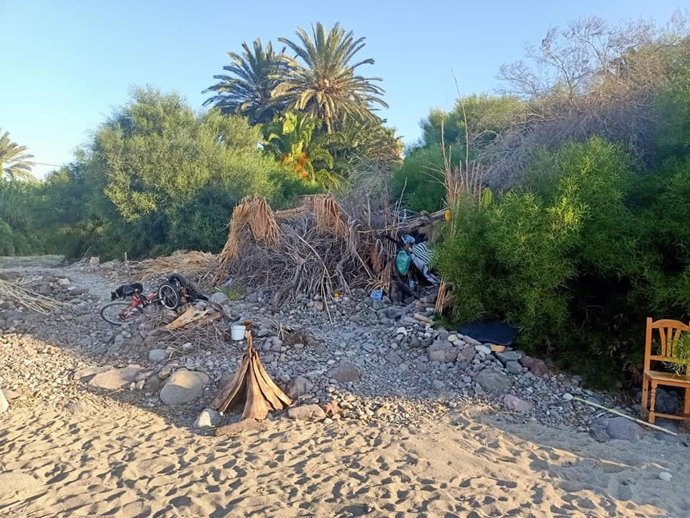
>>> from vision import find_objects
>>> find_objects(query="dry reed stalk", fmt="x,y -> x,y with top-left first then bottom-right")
313,194 -> 349,239
0,279 -> 62,314
217,196 -> 281,281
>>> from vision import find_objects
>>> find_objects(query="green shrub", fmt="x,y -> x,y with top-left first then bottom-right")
391,146 -> 464,212
437,138 -> 646,386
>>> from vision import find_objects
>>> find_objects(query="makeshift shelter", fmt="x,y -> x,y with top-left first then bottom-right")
211,325 -> 292,420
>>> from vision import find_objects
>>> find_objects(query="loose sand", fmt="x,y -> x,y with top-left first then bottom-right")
2,395 -> 688,517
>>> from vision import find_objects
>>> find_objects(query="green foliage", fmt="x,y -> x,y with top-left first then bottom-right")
437,138 -> 643,385
204,38 -> 289,124
31,88 -> 288,260
275,22 -> 388,133
391,146 -> 463,212
0,180 -> 43,255
0,129 -> 35,181
264,111 -> 339,188
420,95 -> 526,150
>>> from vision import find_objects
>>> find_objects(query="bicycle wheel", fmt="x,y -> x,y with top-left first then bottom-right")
158,283 -> 180,310
100,301 -> 133,326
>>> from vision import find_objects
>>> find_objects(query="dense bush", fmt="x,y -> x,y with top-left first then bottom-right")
436,138 -> 649,385
391,146 -> 464,212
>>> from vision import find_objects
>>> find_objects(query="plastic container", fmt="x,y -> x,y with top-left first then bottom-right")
231,323 -> 246,341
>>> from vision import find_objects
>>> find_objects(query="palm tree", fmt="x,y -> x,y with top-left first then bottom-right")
275,22 -> 388,133
203,38 -> 289,124
0,130 -> 35,181
264,111 -> 341,188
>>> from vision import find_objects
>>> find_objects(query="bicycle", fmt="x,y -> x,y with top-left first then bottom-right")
100,282 -> 180,326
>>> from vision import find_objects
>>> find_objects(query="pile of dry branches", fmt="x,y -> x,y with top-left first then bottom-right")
0,278 -> 62,314
136,251 -> 218,287
214,194 -> 404,304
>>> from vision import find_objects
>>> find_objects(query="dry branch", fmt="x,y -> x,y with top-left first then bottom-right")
0,279 -> 62,314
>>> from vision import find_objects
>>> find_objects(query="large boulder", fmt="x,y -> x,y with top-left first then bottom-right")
160,369 -> 209,405
287,404 -> 326,421
327,363 -> 360,383
589,417 -> 646,442
428,340 -> 457,363
520,355 -> 549,377
503,394 -> 533,413
89,365 -> 143,390
606,417 -> 646,442
287,376 -> 314,398
475,369 -> 512,395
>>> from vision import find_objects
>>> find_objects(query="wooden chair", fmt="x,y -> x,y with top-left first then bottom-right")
641,318 -> 690,424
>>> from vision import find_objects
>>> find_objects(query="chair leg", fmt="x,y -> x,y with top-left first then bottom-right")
684,386 -> 690,418
641,376 -> 649,420
649,381 -> 657,424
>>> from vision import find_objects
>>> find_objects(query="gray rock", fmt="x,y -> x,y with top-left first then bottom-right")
287,376 -> 314,398
654,388 -> 680,414
287,404 -> 326,421
256,327 -> 273,338
89,256 -> 100,266
589,418 -> 610,442
659,472 -> 672,482
209,291 -> 229,305
327,363 -> 360,383
385,307 -> 404,320
529,359 -> 549,377
194,408 -> 221,428
431,379 -> 445,390
313,300 -> 325,312
160,369 -> 209,405
562,392 -> 574,401
0,388 -> 8,413
463,336 -> 481,346
606,417 -> 645,442
475,370 -> 512,395
148,349 -> 167,362
495,350 -> 521,365
428,340 -> 457,362
475,345 -> 492,355
89,365 -> 143,390
384,351 -> 404,366
503,394 -> 533,413
505,361 -> 523,375
456,346 -> 476,363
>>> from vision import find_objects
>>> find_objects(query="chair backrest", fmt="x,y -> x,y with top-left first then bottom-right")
645,317 -> 690,371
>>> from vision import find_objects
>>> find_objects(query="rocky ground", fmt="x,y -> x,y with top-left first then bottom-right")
1,256 -> 689,517
1,256 -> 687,442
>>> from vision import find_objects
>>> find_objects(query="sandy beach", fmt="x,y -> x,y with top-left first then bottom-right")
2,393 -> 689,517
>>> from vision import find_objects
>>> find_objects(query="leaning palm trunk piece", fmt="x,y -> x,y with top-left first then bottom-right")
211,326 -> 292,420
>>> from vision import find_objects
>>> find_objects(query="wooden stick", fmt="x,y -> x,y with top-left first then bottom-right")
573,396 -> 678,436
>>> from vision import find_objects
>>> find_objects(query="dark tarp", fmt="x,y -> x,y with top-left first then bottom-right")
457,320 -> 518,346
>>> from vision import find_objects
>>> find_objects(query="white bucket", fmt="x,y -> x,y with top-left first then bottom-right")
230,323 -> 246,341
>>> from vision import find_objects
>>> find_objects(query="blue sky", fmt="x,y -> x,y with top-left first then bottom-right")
0,0 -> 685,178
